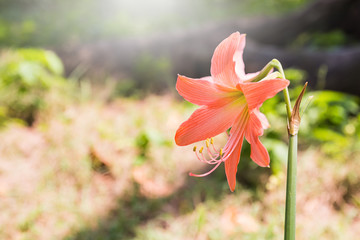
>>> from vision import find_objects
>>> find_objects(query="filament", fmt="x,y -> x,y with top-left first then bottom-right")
189,161 -> 222,177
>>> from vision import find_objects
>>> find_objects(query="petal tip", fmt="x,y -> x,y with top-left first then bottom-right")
232,31 -> 240,37
228,181 -> 236,192
174,130 -> 185,146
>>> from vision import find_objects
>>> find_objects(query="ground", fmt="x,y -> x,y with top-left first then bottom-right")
0,95 -> 359,240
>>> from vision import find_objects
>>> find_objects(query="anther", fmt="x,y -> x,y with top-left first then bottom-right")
193,146 -> 197,152
210,138 -> 214,144
199,147 -> 204,153
219,148 -> 223,156
206,139 -> 210,148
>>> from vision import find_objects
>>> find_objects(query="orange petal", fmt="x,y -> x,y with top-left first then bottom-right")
238,78 -> 289,110
232,34 -> 261,82
176,75 -> 224,106
245,112 -> 270,167
225,139 -> 244,192
233,34 -> 258,82
224,109 -> 249,191
211,32 -> 244,87
253,109 -> 270,130
175,98 -> 245,146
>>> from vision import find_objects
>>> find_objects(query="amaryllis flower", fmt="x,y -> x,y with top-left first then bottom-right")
175,32 -> 289,191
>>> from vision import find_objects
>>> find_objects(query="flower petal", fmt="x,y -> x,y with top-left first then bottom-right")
176,75 -> 224,106
223,108 -> 249,192
211,32 -> 244,87
225,139 -> 243,192
175,96 -> 247,146
245,111 -> 270,167
238,78 -> 289,110
233,35 -> 262,82
253,109 -> 270,130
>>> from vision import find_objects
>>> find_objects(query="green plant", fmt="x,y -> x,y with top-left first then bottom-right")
0,48 -> 69,125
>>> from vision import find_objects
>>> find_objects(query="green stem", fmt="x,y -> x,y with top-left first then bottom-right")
256,59 -> 297,239
270,59 -> 292,120
284,134 -> 297,240
270,59 -> 297,239
247,61 -> 274,82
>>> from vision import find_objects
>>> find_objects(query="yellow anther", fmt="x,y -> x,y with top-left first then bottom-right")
219,148 -> 223,156
205,139 -> 210,148
210,138 -> 214,144
199,147 -> 204,153
193,146 -> 197,152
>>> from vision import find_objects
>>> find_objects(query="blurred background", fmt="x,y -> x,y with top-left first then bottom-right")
0,0 -> 359,239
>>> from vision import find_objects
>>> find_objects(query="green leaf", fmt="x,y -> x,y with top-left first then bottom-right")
44,50 -> 64,75
18,62 -> 42,85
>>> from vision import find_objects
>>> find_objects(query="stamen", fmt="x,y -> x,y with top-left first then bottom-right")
206,139 -> 216,156
191,138 -> 227,176
210,138 -> 219,154
189,133 -> 234,179
199,147 -> 204,154
189,161 -> 222,177
195,150 -> 205,162
207,146 -> 213,157
200,151 -> 220,164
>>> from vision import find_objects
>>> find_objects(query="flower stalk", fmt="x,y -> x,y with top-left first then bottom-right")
257,59 -> 308,240
284,133 -> 297,240
284,82 -> 307,240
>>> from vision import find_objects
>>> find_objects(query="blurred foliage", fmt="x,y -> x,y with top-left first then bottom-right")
240,0 -> 312,15
266,69 -> 360,159
291,29 -> 357,49
301,91 -> 360,157
0,48 -> 73,125
0,0 -> 312,47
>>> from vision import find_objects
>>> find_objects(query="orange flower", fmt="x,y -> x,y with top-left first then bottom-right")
175,32 -> 289,191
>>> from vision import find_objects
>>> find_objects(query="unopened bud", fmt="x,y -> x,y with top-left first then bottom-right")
289,82 -> 307,135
